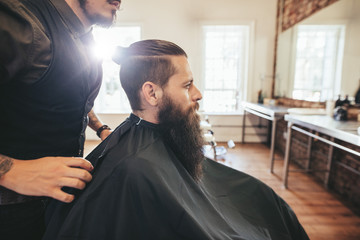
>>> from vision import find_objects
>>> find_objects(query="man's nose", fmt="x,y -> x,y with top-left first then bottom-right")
191,85 -> 202,102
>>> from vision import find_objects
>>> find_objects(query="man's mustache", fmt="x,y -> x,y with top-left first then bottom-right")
108,0 -> 121,7
194,102 -> 200,111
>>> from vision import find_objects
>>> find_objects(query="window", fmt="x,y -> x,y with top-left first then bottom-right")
202,25 -> 250,112
92,26 -> 141,113
292,25 -> 345,101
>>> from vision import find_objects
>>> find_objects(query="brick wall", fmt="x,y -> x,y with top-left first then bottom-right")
331,142 -> 360,209
275,119 -> 360,214
280,0 -> 339,32
276,97 -> 325,108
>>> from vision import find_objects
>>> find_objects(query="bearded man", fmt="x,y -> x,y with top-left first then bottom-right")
0,0 -> 121,239
43,40 -> 309,240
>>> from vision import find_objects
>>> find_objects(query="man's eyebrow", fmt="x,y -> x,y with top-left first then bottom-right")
182,78 -> 193,84
183,79 -> 193,86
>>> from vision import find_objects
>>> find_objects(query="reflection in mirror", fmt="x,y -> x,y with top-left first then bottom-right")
275,0 -> 360,102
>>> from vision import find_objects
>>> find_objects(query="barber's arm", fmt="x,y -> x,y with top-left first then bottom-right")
87,108 -> 112,141
0,0 -> 51,84
0,154 -> 93,203
0,5 -> 29,83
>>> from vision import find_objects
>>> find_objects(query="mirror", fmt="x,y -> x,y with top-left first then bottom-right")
275,0 -> 360,101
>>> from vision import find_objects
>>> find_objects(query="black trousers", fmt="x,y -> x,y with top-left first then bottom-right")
0,200 -> 46,240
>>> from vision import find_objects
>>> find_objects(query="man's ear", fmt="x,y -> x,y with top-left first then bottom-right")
141,81 -> 163,106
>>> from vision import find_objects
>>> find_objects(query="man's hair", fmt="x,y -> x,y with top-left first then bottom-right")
113,40 -> 187,110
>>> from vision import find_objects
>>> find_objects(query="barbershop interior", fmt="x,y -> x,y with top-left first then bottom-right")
83,0 -> 360,239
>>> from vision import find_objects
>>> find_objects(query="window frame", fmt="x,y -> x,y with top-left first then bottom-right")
289,24 -> 345,101
200,21 -> 255,114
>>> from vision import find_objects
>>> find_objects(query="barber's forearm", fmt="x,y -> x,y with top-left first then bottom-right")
87,108 -> 112,140
87,108 -> 104,131
0,154 -> 14,179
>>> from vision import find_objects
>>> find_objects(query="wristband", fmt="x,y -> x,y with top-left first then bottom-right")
96,125 -> 111,138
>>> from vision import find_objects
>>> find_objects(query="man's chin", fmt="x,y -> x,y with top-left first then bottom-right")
93,13 -> 116,28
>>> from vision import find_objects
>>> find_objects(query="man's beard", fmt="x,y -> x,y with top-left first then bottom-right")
158,96 -> 205,182
79,0 -> 117,27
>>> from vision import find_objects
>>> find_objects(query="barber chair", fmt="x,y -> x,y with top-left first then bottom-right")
201,116 -> 235,161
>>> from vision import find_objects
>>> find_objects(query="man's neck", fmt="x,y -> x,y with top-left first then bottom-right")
132,109 -> 159,124
65,0 -> 92,31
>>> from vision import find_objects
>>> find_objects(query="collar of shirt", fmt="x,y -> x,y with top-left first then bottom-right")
49,0 -> 91,39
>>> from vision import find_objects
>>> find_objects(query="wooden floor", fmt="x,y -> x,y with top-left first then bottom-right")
85,140 -> 360,240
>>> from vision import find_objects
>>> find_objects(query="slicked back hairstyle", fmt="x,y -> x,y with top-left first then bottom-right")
112,40 -> 187,111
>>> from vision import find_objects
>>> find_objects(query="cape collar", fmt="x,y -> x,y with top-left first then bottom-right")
129,113 -> 160,129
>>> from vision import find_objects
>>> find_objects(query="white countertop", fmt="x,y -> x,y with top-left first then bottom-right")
285,115 -> 360,146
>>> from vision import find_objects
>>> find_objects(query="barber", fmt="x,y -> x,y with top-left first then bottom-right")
0,0 -> 121,239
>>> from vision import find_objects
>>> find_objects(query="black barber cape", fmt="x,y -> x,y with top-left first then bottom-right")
43,114 -> 309,240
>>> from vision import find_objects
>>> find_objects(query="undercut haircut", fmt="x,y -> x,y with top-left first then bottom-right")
113,40 -> 187,110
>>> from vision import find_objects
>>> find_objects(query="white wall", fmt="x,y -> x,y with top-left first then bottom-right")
341,0 -> 360,96
88,0 -> 278,141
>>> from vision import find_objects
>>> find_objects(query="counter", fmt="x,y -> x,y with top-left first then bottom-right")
283,114 -> 360,188
242,102 -> 290,172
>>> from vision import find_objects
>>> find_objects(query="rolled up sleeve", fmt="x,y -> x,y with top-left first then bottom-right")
0,1 -> 33,83
0,0 -> 50,84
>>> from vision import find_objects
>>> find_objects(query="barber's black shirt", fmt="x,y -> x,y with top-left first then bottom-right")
0,0 -> 102,204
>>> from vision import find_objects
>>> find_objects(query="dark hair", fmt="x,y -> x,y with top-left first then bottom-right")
112,40 -> 187,111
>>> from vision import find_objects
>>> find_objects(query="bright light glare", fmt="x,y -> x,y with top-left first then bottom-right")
92,26 -> 141,60
92,26 -> 141,113
93,41 -> 114,60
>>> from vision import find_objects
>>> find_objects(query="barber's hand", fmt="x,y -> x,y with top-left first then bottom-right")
0,157 -> 93,203
100,129 -> 112,141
